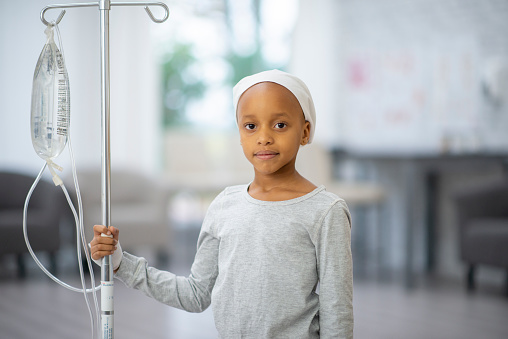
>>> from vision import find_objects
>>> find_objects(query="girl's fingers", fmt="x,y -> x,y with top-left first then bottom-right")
108,226 -> 120,240
90,236 -> 117,247
93,225 -> 119,240
90,243 -> 117,260
93,224 -> 110,236
91,250 -> 116,261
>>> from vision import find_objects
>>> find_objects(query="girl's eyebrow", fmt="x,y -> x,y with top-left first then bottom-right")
240,112 -> 290,120
271,112 -> 291,119
239,114 -> 257,121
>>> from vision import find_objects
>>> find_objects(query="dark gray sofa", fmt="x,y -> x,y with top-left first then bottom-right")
0,171 -> 66,277
454,179 -> 508,295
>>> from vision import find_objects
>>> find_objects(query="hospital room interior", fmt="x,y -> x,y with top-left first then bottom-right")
1,0 -> 508,338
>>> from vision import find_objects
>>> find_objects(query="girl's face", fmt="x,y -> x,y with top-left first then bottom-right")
237,82 -> 310,177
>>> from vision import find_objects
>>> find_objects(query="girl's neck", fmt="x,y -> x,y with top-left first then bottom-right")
249,169 -> 317,201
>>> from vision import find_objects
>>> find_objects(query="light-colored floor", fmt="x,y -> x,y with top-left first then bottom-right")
2,227 -> 508,339
0,276 -> 217,339
1,272 -> 508,339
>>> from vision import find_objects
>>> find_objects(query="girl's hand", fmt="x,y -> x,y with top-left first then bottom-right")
90,225 -> 119,261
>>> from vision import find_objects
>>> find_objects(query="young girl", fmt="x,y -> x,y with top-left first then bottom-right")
91,70 -> 353,338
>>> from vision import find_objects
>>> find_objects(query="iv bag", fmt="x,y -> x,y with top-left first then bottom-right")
31,25 -> 70,161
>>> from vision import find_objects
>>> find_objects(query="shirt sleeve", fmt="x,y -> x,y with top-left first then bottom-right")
114,192 -> 222,313
317,199 -> 354,338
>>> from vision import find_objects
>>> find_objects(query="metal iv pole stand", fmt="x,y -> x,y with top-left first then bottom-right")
40,2 -> 169,338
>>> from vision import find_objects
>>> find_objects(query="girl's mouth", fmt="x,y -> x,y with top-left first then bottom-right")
255,150 -> 278,160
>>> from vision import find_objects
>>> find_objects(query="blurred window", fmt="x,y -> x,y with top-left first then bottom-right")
153,0 -> 299,130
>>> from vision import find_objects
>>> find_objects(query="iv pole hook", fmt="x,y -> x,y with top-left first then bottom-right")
143,4 -> 169,23
40,2 -> 170,26
41,7 -> 67,26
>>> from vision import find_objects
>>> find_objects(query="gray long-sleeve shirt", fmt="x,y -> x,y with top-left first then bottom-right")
115,184 -> 353,338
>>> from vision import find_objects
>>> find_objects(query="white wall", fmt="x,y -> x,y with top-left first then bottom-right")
292,0 -> 508,154
0,0 -> 163,177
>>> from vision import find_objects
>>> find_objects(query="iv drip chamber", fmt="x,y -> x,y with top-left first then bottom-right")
31,25 -> 70,161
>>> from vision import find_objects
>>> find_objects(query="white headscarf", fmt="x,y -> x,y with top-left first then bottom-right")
233,69 -> 316,144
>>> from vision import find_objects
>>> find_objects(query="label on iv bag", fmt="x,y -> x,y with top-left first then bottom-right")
57,79 -> 69,136
56,51 -> 69,137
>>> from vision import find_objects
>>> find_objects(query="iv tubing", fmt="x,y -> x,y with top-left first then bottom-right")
23,164 -> 96,294
22,163 -> 101,329
23,21 -> 100,339
68,133 -> 101,337
61,180 -> 96,337
55,20 -> 101,334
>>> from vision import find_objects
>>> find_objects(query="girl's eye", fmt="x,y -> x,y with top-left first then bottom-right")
245,123 -> 256,130
275,122 -> 286,129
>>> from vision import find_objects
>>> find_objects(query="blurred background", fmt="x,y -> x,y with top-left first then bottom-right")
1,0 -> 508,338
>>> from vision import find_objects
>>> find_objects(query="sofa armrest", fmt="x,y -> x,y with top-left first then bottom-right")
454,180 -> 508,225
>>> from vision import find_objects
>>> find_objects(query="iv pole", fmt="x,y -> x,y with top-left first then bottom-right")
40,2 -> 169,338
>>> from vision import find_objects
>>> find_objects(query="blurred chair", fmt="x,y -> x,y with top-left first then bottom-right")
454,180 -> 508,295
0,171 -> 65,277
74,170 -> 173,263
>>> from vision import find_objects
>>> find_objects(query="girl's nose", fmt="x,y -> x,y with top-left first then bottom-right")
257,126 -> 274,145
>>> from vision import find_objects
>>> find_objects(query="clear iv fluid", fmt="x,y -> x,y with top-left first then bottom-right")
31,26 -> 70,161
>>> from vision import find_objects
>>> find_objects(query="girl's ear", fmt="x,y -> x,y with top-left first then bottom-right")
301,121 -> 311,145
